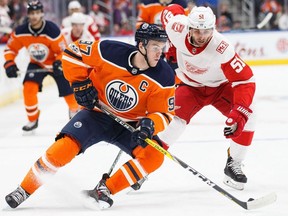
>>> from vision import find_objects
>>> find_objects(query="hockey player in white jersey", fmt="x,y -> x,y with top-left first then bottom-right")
61,12 -> 95,45
160,4 -> 256,190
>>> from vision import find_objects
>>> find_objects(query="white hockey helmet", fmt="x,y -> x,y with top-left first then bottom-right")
70,12 -> 85,24
68,1 -> 81,10
188,6 -> 216,29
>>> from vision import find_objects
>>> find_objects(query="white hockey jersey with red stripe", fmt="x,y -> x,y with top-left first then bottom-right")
165,14 -> 255,107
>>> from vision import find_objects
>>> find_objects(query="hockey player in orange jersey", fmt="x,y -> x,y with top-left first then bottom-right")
5,23 -> 175,209
3,0 -> 79,132
136,0 -> 189,28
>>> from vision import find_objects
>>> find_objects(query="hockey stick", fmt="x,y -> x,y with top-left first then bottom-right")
256,12 -> 273,29
95,102 -> 277,210
107,150 -> 123,176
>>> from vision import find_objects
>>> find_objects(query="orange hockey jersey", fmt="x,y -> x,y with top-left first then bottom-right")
136,0 -> 189,28
4,20 -> 66,69
62,39 -> 176,134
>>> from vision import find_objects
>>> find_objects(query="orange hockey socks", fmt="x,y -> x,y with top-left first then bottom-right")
23,81 -> 40,122
20,136 -> 81,195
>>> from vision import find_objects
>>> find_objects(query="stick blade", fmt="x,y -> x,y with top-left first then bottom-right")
246,192 -> 277,210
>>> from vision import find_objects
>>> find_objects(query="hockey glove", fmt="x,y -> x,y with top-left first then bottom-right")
224,105 -> 252,139
52,60 -> 63,76
71,78 -> 98,110
131,118 -> 155,148
4,60 -> 19,78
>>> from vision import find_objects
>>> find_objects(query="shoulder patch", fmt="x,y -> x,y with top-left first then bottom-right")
216,41 -> 229,54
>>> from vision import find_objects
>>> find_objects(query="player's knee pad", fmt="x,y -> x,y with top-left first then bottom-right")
46,135 -> 81,168
23,81 -> 39,96
133,144 -> 165,174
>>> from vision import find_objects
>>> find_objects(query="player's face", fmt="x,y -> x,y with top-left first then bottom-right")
189,28 -> 213,47
28,10 -> 43,28
71,23 -> 84,37
145,40 -> 166,67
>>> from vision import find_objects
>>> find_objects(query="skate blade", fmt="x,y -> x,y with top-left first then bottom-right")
22,130 -> 37,136
81,190 -> 111,210
223,175 -> 245,190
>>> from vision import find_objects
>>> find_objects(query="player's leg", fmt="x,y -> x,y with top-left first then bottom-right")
212,83 -> 256,190
158,84 -> 203,145
5,110 -> 111,208
5,135 -> 81,208
22,63 -> 47,132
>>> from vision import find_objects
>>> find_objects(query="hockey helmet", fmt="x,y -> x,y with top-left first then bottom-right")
68,1 -> 81,10
159,0 -> 173,6
70,12 -> 85,24
188,6 -> 216,29
27,0 -> 43,13
135,23 -> 168,46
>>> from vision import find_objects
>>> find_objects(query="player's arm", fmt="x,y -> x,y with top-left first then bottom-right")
62,40 -> 101,109
146,86 -> 175,134
222,53 -> 255,138
3,33 -> 23,78
160,4 -> 186,29
62,40 -> 101,82
222,53 -> 255,107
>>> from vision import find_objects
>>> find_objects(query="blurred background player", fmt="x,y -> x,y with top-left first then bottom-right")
159,4 -> 256,190
5,23 -> 175,209
136,0 -> 189,28
0,0 -> 12,43
61,12 -> 95,45
61,0 -> 100,41
3,0 -> 79,132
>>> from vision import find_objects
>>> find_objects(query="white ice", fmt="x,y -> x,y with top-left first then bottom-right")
0,65 -> 287,216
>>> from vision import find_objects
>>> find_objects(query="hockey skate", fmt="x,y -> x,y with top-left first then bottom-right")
223,156 -> 247,190
22,119 -> 38,133
83,178 -> 113,209
5,186 -> 30,208
130,176 -> 148,191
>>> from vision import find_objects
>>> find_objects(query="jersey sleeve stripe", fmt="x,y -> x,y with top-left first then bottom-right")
62,55 -> 90,68
231,76 -> 255,88
64,49 -> 82,61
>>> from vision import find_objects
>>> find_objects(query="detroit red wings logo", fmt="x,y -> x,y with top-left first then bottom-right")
171,22 -> 185,33
184,61 -> 208,74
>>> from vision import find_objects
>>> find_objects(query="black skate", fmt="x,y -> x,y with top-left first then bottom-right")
223,156 -> 247,190
83,178 -> 113,209
22,119 -> 38,132
5,186 -> 30,208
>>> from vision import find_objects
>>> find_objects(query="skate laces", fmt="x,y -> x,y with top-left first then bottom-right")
11,187 -> 29,205
228,159 -> 244,175
96,180 -> 111,198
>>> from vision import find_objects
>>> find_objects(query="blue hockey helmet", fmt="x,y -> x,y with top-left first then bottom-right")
135,23 -> 168,47
27,0 -> 44,13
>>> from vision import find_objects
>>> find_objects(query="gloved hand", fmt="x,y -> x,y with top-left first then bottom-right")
52,60 -> 63,76
224,105 -> 252,139
131,118 -> 154,148
71,78 -> 98,110
165,41 -> 177,63
4,60 -> 19,78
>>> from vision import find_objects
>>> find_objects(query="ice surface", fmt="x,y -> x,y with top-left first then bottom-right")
0,65 -> 287,216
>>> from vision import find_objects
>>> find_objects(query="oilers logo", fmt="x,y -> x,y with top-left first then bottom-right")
28,43 -> 49,62
106,80 -> 138,112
